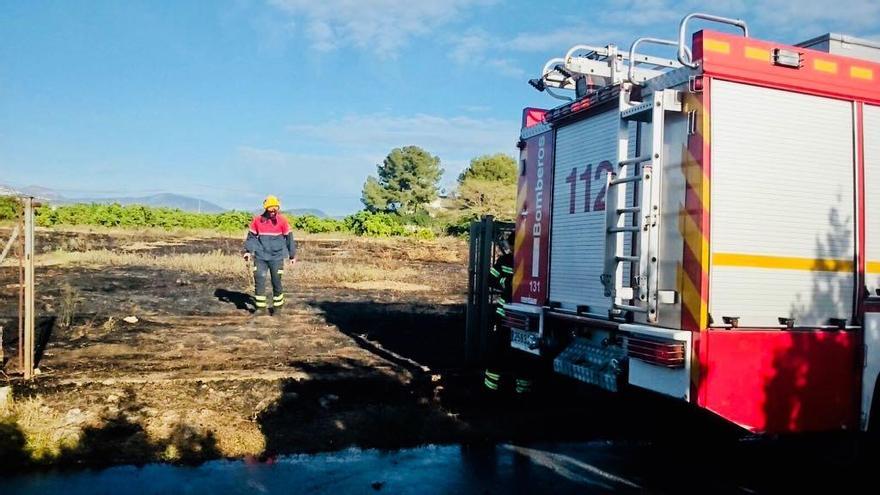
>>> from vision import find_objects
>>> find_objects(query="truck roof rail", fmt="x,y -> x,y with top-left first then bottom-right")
677,12 -> 749,68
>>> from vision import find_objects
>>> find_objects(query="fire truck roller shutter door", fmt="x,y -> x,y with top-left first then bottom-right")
709,80 -> 855,327
864,105 -> 880,297
549,109 -> 638,313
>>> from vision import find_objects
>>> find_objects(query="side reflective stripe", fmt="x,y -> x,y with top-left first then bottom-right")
254,295 -> 268,301
255,301 -> 268,308
501,266 -> 514,274
273,294 -> 285,301
490,267 -> 500,278
273,300 -> 285,307
484,379 -> 499,390
496,307 -> 505,316
497,297 -> 506,304
484,370 -> 501,380
277,270 -> 284,275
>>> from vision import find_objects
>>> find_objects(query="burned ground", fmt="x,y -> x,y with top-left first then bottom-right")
0,228 -> 872,493
4,228 -> 654,469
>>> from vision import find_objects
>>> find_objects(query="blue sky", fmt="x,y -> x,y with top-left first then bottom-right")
2,0 -> 878,215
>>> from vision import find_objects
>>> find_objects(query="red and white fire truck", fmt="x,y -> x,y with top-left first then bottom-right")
490,12 -> 880,434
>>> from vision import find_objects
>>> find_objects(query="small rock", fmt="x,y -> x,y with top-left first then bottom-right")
65,408 -> 86,425
0,386 -> 13,413
33,368 -> 41,376
175,278 -> 191,286
123,316 -> 138,324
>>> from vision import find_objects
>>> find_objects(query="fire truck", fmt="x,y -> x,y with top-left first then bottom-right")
467,12 -> 880,434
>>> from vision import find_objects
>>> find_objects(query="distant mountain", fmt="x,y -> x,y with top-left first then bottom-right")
0,184 -> 21,196
0,184 -> 226,213
287,208 -> 328,218
20,185 -> 64,201
63,193 -> 226,213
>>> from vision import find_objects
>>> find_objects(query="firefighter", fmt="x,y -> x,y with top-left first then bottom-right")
483,231 -> 517,394
243,195 -> 297,316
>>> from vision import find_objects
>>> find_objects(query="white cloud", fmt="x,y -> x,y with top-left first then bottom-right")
447,23 -> 625,79
267,0 -> 497,57
286,113 -> 518,162
504,25 -> 626,53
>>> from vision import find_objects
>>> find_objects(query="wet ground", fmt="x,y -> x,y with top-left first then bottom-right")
2,437 -> 875,494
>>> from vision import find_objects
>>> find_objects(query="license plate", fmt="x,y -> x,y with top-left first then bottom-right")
510,328 -> 540,355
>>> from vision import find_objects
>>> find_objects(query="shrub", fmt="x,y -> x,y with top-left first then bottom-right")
445,213 -> 479,237
0,196 -> 20,221
34,203 -> 252,232
344,211 -> 405,237
291,214 -> 345,234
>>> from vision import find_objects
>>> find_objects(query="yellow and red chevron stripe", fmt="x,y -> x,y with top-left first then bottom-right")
678,89 -> 711,333
512,181 -> 528,293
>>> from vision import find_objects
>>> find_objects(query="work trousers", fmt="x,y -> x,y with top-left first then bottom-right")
483,304 -> 536,394
253,258 -> 285,309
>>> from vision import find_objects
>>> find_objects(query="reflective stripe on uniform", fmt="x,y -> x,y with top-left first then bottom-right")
515,378 -> 533,394
501,266 -> 514,275
489,267 -> 500,278
484,378 -> 499,390
254,295 -> 268,308
277,270 -> 284,275
496,307 -> 505,317
484,370 -> 501,381
273,294 -> 285,301
497,297 -> 505,305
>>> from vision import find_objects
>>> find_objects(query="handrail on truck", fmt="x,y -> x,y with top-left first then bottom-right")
678,12 -> 749,69
627,37 -> 691,86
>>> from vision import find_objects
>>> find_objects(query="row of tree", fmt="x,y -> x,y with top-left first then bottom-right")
360,145 -> 517,222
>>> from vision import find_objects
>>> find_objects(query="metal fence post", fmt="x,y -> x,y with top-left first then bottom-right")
477,216 -> 494,362
465,220 -> 480,365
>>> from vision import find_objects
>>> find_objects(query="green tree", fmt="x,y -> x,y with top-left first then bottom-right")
457,153 -> 517,185
361,146 -> 443,214
455,178 -> 516,221
452,153 -> 518,223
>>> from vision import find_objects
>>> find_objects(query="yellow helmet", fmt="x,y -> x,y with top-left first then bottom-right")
262,195 -> 281,210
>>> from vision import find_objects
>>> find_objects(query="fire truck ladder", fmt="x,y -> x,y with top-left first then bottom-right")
533,41 -> 687,98
601,38 -> 683,322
